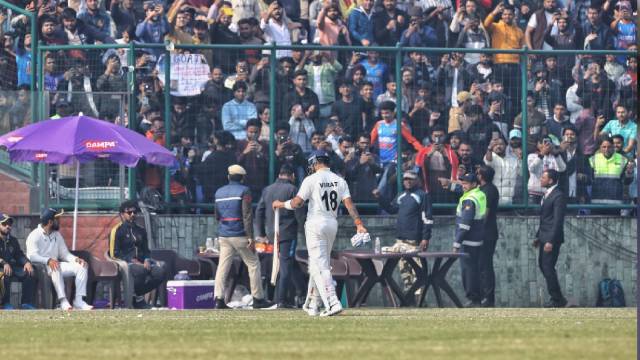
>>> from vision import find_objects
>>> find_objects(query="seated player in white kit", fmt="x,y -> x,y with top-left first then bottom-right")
273,150 -> 368,317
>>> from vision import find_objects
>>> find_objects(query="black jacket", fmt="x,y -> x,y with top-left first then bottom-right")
0,234 -> 30,268
480,182 -> 499,242
378,187 -> 433,241
109,221 -> 151,263
536,186 -> 566,245
254,179 -> 305,242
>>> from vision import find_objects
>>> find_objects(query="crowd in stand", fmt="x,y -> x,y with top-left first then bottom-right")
0,0 -> 636,212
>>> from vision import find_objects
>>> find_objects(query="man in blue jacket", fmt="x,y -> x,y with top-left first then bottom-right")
214,165 -> 273,309
348,0 -> 375,46
376,170 -> 433,300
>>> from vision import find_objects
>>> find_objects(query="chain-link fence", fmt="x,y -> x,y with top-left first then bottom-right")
28,40 -> 637,213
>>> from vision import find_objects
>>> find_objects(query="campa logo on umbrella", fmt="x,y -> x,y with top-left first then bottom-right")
84,140 -> 118,151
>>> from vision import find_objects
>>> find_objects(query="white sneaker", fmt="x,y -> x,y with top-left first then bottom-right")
59,299 -> 72,311
319,302 -> 343,317
73,299 -> 94,310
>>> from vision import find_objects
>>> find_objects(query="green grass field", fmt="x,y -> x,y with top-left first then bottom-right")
0,308 -> 635,359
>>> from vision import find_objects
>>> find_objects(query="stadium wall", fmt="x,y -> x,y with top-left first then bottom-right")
6,214 -> 636,307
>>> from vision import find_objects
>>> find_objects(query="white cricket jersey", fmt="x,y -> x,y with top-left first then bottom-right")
297,168 -> 351,221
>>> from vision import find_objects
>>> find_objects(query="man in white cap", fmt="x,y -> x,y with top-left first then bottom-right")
213,165 -> 273,309
26,208 -> 93,310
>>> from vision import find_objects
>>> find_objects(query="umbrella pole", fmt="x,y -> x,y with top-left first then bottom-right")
72,160 -> 79,250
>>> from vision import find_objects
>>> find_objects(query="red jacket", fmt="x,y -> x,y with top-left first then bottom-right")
415,144 -> 459,192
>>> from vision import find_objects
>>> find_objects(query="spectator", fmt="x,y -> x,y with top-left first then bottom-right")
348,0 -> 375,46
465,104 -> 500,163
376,76 -> 409,114
375,170 -> 433,301
484,137 -> 519,204
136,2 -> 170,56
436,53 -> 472,109
331,80 -> 366,139
26,208 -> 93,311
0,213 -> 35,310
576,62 -> 616,120
213,165 -> 273,309
345,133 -> 382,204
525,0 -> 559,50
257,105 -> 272,142
456,141 -> 481,176
96,54 -> 127,122
403,50 -> 434,86
224,60 -> 250,91
514,92 -> 548,154
578,5 -> 614,50
227,0 -> 262,27
527,136 -> 567,203
221,81 -> 257,140
274,122 -> 307,181
288,104 -> 316,153
408,96 -> 437,143
483,3 -> 524,107
335,135 -> 356,162
254,165 -> 306,308
38,15 -> 67,46
235,119 -> 269,200
7,85 -> 31,131
558,126 -> 591,205
167,8 -> 194,45
316,2 -> 351,47
78,0 -> 113,37
528,63 -> 564,122
545,103 -> 570,140
359,81 -> 377,132
454,14 -> 489,65
544,15 -> 578,73
109,201 -> 168,309
302,51 -> 343,123
447,90 -> 474,133
360,50 -> 388,98
282,69 -> 320,125
61,7 -> 115,50
15,33 -> 32,87
373,0 -> 408,47
449,0 -> 480,38
414,125 -> 458,202
110,0 -> 144,38
609,1 -> 636,63
371,100 -> 423,168
237,18 -> 264,66
599,104 -> 637,157
261,1 -> 300,59
171,97 -> 196,145
197,131 -> 237,202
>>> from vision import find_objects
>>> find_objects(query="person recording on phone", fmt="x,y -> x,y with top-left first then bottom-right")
236,119 -> 269,200
288,104 -> 316,153
414,125 -> 459,204
527,136 -> 566,204
136,1 -> 170,55
274,122 -> 307,184
346,134 -> 382,207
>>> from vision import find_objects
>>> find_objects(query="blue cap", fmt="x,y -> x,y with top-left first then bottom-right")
40,208 -> 64,223
309,150 -> 330,159
458,173 -> 478,183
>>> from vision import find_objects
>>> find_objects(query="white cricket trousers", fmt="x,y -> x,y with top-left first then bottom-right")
305,218 -> 339,309
48,261 -> 89,300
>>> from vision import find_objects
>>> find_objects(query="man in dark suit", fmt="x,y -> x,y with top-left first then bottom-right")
477,166 -> 499,307
533,169 -> 567,307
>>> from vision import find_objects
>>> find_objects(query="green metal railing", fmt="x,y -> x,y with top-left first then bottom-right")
32,41 -> 636,211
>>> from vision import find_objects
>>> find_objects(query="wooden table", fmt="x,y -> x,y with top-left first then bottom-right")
341,250 -> 417,307
403,252 -> 468,308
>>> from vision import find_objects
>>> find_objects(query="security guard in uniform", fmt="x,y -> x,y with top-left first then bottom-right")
452,172 -> 487,307
214,165 -> 273,309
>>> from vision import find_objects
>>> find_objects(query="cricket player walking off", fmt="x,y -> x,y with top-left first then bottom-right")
273,150 -> 368,317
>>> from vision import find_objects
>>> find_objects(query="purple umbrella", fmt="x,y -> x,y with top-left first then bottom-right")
0,115 -> 176,249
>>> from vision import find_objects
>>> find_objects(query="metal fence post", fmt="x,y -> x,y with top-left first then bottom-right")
163,43 -> 172,205
268,42 -> 277,184
521,48 -> 529,209
127,41 -> 137,200
395,43 -> 403,194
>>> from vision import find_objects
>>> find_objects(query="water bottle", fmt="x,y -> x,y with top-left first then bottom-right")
205,237 -> 213,251
374,237 -> 381,254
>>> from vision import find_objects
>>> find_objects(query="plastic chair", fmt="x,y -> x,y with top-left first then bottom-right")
103,250 -> 135,308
